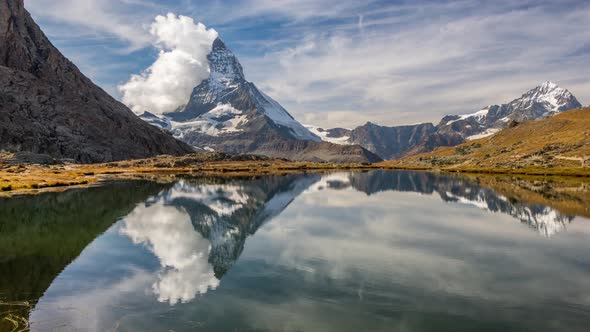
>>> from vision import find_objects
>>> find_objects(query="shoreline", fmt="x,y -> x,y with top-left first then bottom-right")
0,158 -> 374,197
2,152 -> 590,197
379,165 -> 590,177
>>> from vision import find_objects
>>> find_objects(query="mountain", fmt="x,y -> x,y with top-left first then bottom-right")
319,122 -> 440,160
309,82 -> 582,160
345,171 -> 574,237
153,175 -> 320,280
436,81 -> 582,140
0,0 -> 193,163
119,171 -> 578,305
383,106 -> 590,170
139,38 -> 381,163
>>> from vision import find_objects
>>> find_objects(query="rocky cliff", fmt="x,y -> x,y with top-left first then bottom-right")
0,0 -> 193,162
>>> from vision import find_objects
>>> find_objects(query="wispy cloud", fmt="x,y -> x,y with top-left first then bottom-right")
243,0 -> 590,127
26,0 -> 590,128
26,0 -> 161,50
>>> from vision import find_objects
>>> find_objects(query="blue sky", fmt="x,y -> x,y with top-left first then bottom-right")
27,0 -> 590,128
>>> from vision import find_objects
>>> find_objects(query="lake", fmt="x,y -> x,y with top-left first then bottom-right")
1,171 -> 590,331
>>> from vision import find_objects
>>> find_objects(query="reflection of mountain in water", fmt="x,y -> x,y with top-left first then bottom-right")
342,171 -> 573,237
0,181 -> 169,331
0,171 -> 578,323
119,174 -> 320,304
117,171 -> 574,305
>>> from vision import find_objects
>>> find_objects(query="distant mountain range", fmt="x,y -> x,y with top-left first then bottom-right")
141,36 -> 581,162
384,106 -> 590,170
0,0 -> 193,163
305,82 -> 582,160
140,38 -> 381,163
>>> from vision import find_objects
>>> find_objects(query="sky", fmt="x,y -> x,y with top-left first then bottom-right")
27,0 -> 590,128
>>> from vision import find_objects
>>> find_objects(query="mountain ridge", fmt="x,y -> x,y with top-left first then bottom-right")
0,0 -> 194,162
380,106 -> 590,170
310,81 -> 582,160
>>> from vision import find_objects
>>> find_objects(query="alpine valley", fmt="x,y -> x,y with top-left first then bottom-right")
138,35 -> 581,162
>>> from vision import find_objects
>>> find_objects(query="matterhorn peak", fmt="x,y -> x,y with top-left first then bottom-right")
208,38 -> 245,85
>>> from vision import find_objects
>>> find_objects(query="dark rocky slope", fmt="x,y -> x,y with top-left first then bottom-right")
0,0 -> 193,162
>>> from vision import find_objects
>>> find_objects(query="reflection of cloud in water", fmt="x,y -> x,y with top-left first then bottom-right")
121,202 -> 219,304
26,172 -> 590,331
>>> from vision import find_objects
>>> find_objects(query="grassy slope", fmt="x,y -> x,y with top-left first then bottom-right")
380,107 -> 590,175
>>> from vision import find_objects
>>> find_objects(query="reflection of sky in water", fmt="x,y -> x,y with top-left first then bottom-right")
121,201 -> 219,304
29,172 -> 590,331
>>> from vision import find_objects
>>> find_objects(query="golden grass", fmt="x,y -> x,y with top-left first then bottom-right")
380,107 -> 590,173
0,154 -> 376,197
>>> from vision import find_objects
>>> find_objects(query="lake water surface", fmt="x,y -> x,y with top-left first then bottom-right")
1,171 -> 590,331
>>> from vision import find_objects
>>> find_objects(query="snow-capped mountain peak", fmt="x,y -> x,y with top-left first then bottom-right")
207,38 -> 245,93
540,80 -> 558,90
140,36 -> 342,157
514,81 -> 579,114
435,81 -> 582,141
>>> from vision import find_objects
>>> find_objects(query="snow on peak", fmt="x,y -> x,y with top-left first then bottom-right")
519,80 -> 578,113
443,81 -> 580,127
172,37 -> 321,142
209,38 -> 244,82
256,91 -> 321,141
540,81 -> 558,90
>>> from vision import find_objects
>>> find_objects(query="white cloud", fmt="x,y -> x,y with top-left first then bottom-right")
119,13 -> 218,115
120,201 -> 220,305
242,1 -> 590,128
26,0 -> 590,128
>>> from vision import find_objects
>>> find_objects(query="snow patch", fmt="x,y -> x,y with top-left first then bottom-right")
466,128 -> 500,140
304,125 -> 351,145
171,104 -> 248,137
445,192 -> 490,210
445,108 -> 489,125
